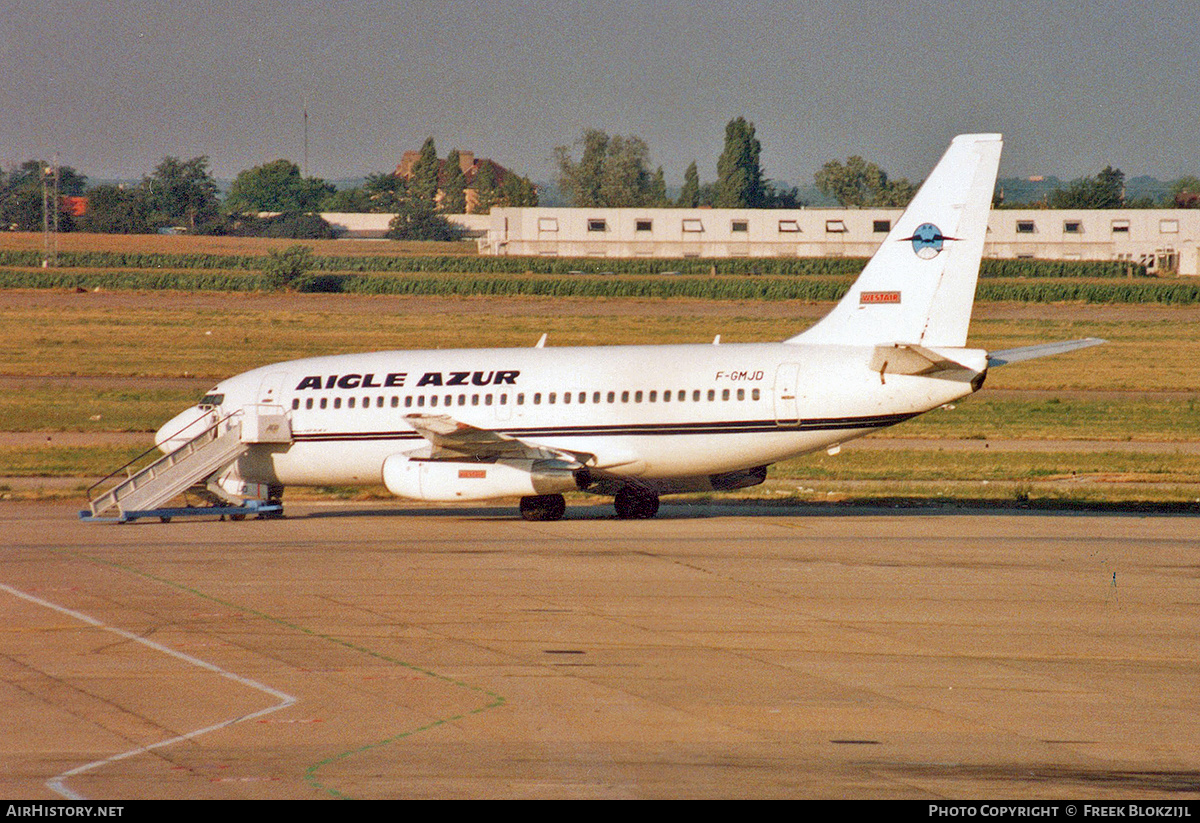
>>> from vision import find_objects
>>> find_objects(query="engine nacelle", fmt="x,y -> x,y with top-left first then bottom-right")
382,454 -> 582,502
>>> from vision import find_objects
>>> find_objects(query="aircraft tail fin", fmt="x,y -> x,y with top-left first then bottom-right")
787,134 -> 1003,348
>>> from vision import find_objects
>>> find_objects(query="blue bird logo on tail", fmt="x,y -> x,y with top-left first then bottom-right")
902,223 -> 957,259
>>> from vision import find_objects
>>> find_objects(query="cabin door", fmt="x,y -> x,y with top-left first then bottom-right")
773,363 -> 800,425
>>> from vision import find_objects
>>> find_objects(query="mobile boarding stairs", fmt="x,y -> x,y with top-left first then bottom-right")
80,407 -> 290,523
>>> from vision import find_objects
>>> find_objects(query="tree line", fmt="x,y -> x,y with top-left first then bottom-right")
0,139 -> 539,240
556,118 -> 1200,212
5,127 -> 1198,240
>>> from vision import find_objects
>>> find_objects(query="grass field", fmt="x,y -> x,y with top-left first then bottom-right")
2,231 -> 1198,506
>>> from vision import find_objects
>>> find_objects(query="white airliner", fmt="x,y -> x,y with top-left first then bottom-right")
153,134 -> 1100,520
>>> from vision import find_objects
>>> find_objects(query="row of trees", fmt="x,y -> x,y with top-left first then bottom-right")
553,118 -> 912,209
1,141 -> 540,239
1000,167 -> 1200,209
555,119 -> 803,209
556,120 -> 1200,212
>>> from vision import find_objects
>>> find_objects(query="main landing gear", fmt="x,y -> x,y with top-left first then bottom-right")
519,494 -> 567,521
614,485 -> 659,519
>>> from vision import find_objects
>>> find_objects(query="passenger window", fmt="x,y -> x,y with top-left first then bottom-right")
363,396 -> 369,407
471,394 -> 479,406
563,392 -> 571,404
707,390 -> 715,401
517,393 -> 525,405
534,393 -> 542,404
417,395 -> 425,407
404,396 -> 412,408
291,398 -> 299,410
377,397 -> 384,408
737,389 -> 744,401
662,391 -> 670,403
320,398 -> 327,409
722,389 -> 730,400
635,391 -> 643,402
485,394 -> 492,405
593,392 -> 601,403
391,396 -> 398,407
607,391 -> 615,403
649,391 -> 657,402
578,392 -> 586,404
752,388 -> 760,401
431,396 -> 438,407
500,393 -> 507,405
457,394 -> 466,406
334,397 -> 342,409
678,390 -> 686,401
693,390 -> 701,401
549,392 -> 556,404
305,398 -> 313,410
621,391 -> 629,403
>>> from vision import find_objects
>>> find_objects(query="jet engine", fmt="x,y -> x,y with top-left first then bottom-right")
382,454 -> 584,502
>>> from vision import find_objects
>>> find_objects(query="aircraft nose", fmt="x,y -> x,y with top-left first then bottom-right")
155,406 -> 214,453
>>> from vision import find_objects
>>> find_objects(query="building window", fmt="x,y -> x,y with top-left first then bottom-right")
587,219 -> 607,232
825,220 -> 846,233
1064,221 -> 1082,234
1016,221 -> 1036,234
682,219 -> 704,233
635,219 -> 653,232
873,220 -> 891,233
537,217 -> 558,232
1111,220 -> 1130,234
731,220 -> 748,233
778,219 -> 801,233
1160,219 -> 1180,234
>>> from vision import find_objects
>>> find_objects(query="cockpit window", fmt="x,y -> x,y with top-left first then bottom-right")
198,393 -> 225,409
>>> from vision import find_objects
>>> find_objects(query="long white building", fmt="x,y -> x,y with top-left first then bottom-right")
483,207 -> 1200,275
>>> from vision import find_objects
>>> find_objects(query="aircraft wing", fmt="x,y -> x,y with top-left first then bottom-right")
404,413 -> 593,465
987,337 -> 1105,367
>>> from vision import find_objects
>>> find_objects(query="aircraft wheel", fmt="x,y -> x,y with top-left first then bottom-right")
614,486 -> 659,519
520,494 -> 566,522
229,513 -> 247,522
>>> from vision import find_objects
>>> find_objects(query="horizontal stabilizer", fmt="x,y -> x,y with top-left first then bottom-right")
987,338 -> 1105,367
869,344 -> 979,376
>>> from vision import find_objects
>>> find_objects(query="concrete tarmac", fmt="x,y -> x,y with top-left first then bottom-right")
1,500 -> 1197,800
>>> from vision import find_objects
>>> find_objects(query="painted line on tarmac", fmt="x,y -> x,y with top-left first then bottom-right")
0,582 -> 297,801
79,554 -> 507,800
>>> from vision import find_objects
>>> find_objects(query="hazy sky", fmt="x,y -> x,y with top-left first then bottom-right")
3,0 -> 1197,186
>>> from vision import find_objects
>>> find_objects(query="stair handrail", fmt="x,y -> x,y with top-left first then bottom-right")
86,409 -> 244,502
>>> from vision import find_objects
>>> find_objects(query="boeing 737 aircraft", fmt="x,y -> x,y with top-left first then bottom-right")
140,134 -> 1100,522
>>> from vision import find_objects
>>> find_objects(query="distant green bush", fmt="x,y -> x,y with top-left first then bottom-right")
259,244 -> 315,289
